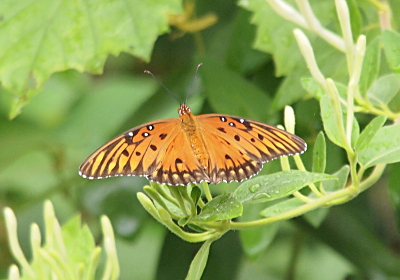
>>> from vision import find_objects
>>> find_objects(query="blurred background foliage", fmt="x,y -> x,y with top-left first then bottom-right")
1,0 -> 400,279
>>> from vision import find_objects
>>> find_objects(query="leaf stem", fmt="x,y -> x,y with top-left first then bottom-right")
224,186 -> 360,230
202,182 -> 213,202
267,0 -> 345,51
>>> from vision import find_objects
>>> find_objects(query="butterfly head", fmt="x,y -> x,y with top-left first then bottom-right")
178,104 -> 191,116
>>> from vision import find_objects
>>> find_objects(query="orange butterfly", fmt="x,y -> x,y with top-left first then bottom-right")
79,104 -> 306,185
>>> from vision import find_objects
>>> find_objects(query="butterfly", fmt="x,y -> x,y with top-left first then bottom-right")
79,103 -> 307,186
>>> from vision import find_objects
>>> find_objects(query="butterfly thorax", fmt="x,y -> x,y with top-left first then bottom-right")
179,104 -> 209,170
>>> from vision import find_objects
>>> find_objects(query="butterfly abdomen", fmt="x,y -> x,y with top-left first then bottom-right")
180,112 -> 210,170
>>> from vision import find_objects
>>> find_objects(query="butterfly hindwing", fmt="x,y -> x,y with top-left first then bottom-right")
147,130 -> 209,185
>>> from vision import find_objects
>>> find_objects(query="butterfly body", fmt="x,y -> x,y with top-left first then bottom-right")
80,104 -> 307,185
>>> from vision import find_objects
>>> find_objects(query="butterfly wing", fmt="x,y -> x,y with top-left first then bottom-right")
146,130 -> 210,185
79,118 -> 210,185
197,114 -> 307,183
79,118 -> 181,180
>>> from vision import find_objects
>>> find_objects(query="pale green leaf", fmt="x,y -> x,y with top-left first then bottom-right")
0,0 -> 182,117
355,115 -> 387,152
359,37 -> 381,97
358,125 -> 400,167
367,74 -> 400,106
192,194 -> 243,222
382,29 -> 400,72
186,240 -> 212,280
313,132 -> 326,173
233,171 -> 336,204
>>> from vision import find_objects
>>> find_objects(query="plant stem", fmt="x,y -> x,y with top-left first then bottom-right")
202,182 -> 213,202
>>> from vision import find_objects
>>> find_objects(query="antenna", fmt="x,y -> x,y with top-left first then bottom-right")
144,70 -> 181,104
185,63 -> 203,105
144,63 -> 203,105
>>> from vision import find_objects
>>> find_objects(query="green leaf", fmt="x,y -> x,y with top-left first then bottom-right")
186,240 -> 212,280
190,186 -> 202,207
260,197 -> 304,217
233,171 -> 337,204
355,115 -> 387,152
304,207 -> 329,228
61,76 -> 158,149
0,0 -> 182,118
367,74 -> 400,106
312,132 -> 327,173
382,29 -> 400,72
192,194 -> 243,222
320,94 -> 345,148
346,0 -> 362,41
62,216 -> 96,266
301,77 -> 325,100
116,220 -> 166,280
226,9 -> 270,73
238,203 -> 279,259
358,125 -> 400,167
388,163 -> 400,232
200,56 -> 271,120
323,165 -> 350,192
238,0 -> 301,76
359,37 -> 381,97
320,93 -> 359,149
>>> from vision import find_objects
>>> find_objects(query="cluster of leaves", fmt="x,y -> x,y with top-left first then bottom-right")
2,0 -> 400,279
3,201 -> 119,280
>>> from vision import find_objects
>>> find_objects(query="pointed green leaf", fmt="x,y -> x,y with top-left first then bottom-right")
304,207 -> 329,228
355,115 -> 387,152
367,74 -> 400,106
358,125 -> 400,167
312,132 -> 326,174
382,29 -> 400,72
323,165 -> 350,192
192,194 -> 243,222
62,216 -> 96,266
260,189 -> 329,226
301,77 -> 325,100
346,0 -> 362,40
190,186 -> 202,207
200,56 -> 271,120
233,171 -> 336,204
239,203 -> 279,259
359,37 -> 381,97
260,197 -> 304,217
186,240 -> 212,280
320,94 -> 359,149
388,163 -> 400,232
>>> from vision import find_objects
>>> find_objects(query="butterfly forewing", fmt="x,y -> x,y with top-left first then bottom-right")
79,119 -> 181,179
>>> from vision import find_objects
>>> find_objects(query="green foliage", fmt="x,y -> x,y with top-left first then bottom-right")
0,0 -> 182,118
2,0 -> 400,280
3,201 -> 118,280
